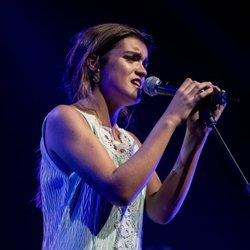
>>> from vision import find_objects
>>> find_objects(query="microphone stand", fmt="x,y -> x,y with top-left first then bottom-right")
201,109 -> 250,195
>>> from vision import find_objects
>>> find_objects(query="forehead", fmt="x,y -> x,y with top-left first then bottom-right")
111,37 -> 148,58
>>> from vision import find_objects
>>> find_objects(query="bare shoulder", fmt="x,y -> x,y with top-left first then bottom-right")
44,104 -> 95,171
47,104 -> 80,121
44,104 -> 94,147
46,104 -> 90,130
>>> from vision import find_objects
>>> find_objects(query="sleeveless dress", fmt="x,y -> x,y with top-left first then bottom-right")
39,110 -> 146,249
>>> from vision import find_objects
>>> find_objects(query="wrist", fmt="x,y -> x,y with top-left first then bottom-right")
162,113 -> 182,129
185,128 -> 209,146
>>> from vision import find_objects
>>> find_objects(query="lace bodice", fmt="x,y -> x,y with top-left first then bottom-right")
84,112 -> 137,167
39,110 -> 146,249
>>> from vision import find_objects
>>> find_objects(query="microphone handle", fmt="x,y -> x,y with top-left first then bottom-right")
156,85 -> 176,96
156,85 -> 220,110
156,85 -> 239,105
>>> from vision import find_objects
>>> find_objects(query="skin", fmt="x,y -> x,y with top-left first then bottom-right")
45,37 -> 225,224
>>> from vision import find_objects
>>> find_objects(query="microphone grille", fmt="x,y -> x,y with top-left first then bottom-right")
143,76 -> 161,96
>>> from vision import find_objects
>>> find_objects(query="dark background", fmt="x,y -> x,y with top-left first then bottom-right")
1,0 -> 249,249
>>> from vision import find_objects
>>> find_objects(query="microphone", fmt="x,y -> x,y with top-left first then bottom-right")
143,76 -> 176,97
143,76 -> 239,110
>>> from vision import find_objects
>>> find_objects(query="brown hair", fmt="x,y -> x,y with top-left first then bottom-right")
63,23 -> 154,103
35,24 -> 154,209
61,23 -> 154,129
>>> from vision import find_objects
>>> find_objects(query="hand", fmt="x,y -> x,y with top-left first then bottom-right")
164,78 -> 215,127
187,84 -> 226,137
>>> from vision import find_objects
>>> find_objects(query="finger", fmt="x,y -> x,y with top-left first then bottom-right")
193,84 -> 214,102
178,78 -> 193,92
184,80 -> 201,95
213,103 -> 226,118
186,81 -> 213,97
210,84 -> 221,92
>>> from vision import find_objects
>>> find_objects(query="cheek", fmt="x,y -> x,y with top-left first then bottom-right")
100,67 -> 119,92
114,56 -> 133,70
102,60 -> 130,83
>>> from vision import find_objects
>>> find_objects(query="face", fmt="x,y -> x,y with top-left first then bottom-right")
99,37 -> 148,108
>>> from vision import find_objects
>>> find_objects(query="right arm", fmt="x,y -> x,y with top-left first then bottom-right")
45,79 -> 213,206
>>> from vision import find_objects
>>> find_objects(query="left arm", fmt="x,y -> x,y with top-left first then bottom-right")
145,129 -> 209,224
145,89 -> 226,224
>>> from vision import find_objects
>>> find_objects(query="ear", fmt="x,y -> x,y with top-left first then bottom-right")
86,54 -> 100,71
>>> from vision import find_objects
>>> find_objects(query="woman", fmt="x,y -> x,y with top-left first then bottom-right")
36,23 -> 225,249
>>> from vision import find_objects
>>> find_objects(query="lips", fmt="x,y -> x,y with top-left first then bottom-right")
131,79 -> 142,89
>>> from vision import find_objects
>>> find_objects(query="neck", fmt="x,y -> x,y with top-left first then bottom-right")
75,87 -> 123,128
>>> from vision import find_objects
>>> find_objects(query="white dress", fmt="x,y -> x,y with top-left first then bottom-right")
39,110 -> 146,249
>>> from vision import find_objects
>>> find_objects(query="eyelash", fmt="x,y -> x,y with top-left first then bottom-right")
125,55 -> 137,61
124,55 -> 148,68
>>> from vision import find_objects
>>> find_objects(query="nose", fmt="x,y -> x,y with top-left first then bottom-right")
136,63 -> 147,78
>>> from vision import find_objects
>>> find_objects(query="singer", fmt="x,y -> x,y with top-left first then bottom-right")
35,23 -> 226,249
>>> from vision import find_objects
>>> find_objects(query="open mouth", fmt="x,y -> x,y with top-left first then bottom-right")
131,79 -> 141,89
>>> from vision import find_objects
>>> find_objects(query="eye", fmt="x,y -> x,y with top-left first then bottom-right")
124,55 -> 138,62
124,54 -> 148,68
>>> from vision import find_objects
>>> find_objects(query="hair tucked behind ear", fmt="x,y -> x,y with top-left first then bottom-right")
35,24 -> 154,209
62,23 -> 154,103
62,23 -> 154,127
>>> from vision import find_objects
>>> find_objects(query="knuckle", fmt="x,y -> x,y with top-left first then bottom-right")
185,78 -> 192,82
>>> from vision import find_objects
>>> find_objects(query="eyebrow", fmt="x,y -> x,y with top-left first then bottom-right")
123,50 -> 149,66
